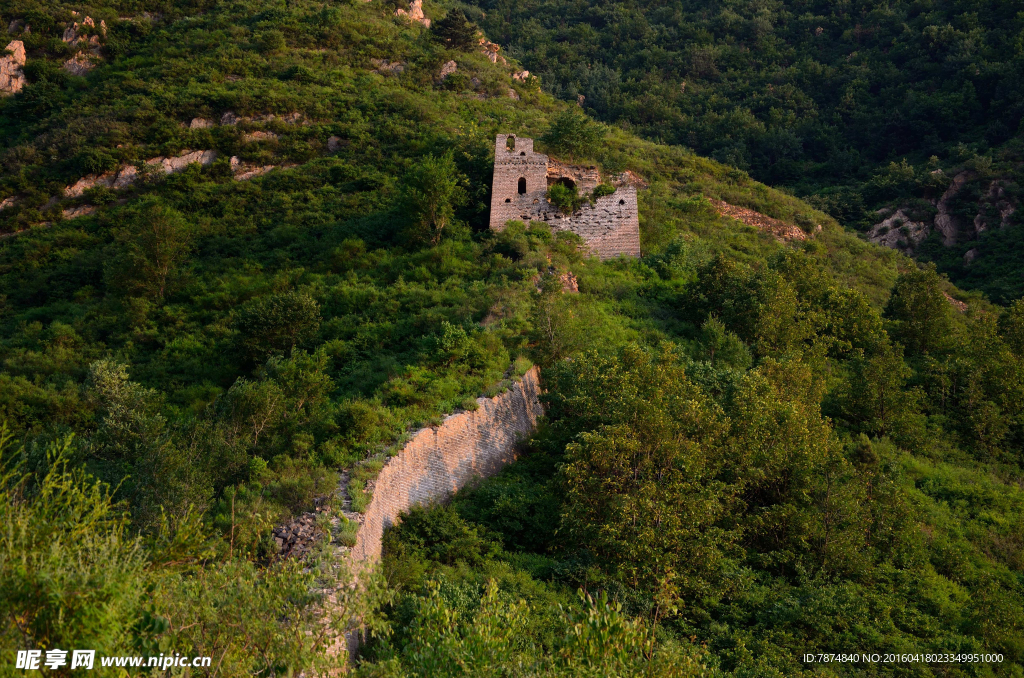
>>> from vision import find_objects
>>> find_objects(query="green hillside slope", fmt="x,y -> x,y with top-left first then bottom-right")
463,0 -> 1024,302
0,0 -> 1023,675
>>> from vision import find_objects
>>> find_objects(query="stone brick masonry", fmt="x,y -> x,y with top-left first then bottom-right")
348,367 -> 544,567
489,134 -> 641,260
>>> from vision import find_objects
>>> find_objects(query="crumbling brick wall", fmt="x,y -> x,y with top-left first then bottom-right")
348,367 -> 544,566
488,135 -> 641,259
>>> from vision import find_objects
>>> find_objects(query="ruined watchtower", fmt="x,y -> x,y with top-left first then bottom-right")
488,134 -> 641,259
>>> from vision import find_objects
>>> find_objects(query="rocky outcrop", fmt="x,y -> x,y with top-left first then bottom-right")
512,70 -> 530,82
395,0 -> 430,27
867,208 -> 929,252
64,150 -> 216,197
190,117 -> 213,129
0,40 -> 26,95
870,171 -> 1018,256
62,205 -> 96,220
63,53 -> 98,75
933,170 -> 973,246
974,180 -> 1016,232
146,149 -> 217,174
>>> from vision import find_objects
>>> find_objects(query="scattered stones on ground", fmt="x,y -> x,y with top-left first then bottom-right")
711,198 -> 809,242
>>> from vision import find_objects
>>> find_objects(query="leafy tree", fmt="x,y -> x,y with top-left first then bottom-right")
546,182 -> 584,214
1002,298 -> 1024,357
0,425 -> 148,658
540,110 -> 604,161
235,292 -> 322,365
105,200 -> 193,300
884,265 -> 955,357
555,344 -> 733,601
400,151 -> 468,245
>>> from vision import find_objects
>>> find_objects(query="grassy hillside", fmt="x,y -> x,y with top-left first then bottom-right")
1,0 -> 1023,675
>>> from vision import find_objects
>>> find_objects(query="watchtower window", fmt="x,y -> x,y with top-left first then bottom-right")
506,136 -> 516,151
504,198 -> 511,203
517,177 -> 527,194
520,151 -> 526,156
619,199 -> 626,205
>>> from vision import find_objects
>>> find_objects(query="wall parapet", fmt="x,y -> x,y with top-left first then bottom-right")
347,366 -> 544,567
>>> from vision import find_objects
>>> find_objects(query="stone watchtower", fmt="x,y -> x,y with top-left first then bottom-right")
489,134 -> 550,230
488,134 -> 641,259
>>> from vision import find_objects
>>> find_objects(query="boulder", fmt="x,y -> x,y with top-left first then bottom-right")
190,117 -> 213,129
0,40 -> 26,95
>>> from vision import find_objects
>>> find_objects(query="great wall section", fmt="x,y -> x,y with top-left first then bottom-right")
348,366 -> 543,568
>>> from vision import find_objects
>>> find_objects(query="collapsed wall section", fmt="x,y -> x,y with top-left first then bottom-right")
348,367 -> 544,566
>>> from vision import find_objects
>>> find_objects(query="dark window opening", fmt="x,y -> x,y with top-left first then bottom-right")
520,151 -> 526,156
517,177 -> 526,194
619,199 -> 626,205
504,198 -> 511,203
506,136 -> 516,151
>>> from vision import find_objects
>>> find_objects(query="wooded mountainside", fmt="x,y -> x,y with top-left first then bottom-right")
0,0 -> 1023,675
465,0 -> 1024,302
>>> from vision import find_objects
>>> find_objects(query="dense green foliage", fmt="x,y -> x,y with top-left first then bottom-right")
466,0 -> 1023,192
366,251 -> 1024,676
1,0 -> 1022,673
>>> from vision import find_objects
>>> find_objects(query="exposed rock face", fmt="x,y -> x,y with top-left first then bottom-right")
146,149 -> 217,173
190,117 -> 213,129
933,170 -> 973,246
867,208 -> 930,252
62,205 -> 96,220
438,60 -> 457,81
395,0 -> 431,27
64,151 -> 216,197
235,165 -> 276,181
711,199 -> 809,242
0,40 -> 26,95
974,180 -> 1016,232
63,53 -> 97,75
507,87 -> 519,100
512,70 -> 530,82
0,196 -> 17,212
